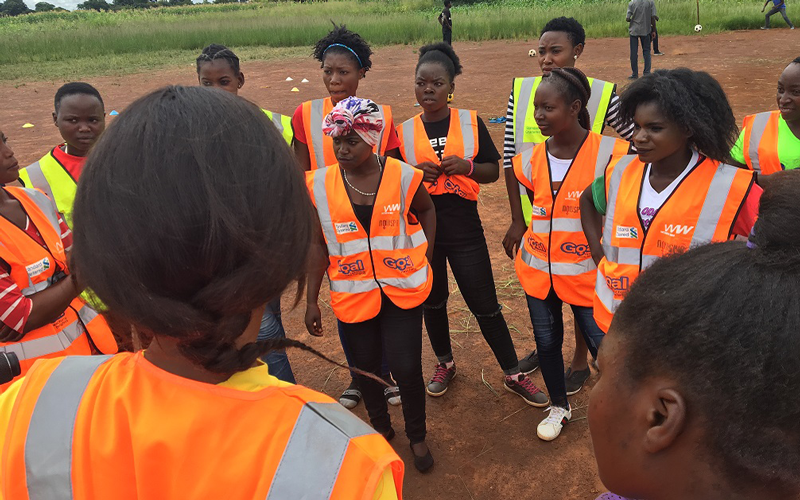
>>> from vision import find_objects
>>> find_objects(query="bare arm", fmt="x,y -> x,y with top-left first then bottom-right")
410,184 -> 436,263
0,277 -> 80,342
440,156 -> 499,184
502,168 -> 527,259
580,189 -> 605,266
293,140 -> 312,172
384,147 -> 402,160
304,225 -> 328,337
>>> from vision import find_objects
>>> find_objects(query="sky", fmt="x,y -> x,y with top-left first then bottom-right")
22,0 -> 200,11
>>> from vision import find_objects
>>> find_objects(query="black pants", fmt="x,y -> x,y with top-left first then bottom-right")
652,24 -> 660,53
443,29 -> 452,45
423,197 -> 520,374
765,6 -> 794,27
339,294 -> 427,444
629,34 -> 651,77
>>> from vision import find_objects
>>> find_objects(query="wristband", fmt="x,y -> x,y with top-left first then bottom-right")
466,158 -> 474,177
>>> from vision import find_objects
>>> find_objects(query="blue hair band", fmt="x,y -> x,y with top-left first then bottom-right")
323,43 -> 363,68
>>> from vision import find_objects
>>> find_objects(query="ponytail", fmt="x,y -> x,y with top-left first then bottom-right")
547,67 -> 592,130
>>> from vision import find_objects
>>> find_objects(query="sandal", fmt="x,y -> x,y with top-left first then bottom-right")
384,385 -> 402,406
339,380 -> 362,409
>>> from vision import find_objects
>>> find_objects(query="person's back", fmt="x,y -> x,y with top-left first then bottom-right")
0,86 -> 403,500
627,0 -> 654,36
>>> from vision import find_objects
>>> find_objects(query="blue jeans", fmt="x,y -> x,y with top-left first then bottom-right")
629,34 -> 651,77
525,290 -> 605,408
258,298 -> 295,384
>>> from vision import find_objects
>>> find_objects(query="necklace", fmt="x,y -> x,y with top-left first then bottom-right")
343,154 -> 382,197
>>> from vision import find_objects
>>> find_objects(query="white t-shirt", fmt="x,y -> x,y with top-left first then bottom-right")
548,152 -> 572,195
638,150 -> 699,230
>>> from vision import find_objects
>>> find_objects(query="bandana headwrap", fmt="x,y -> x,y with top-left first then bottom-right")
322,96 -> 384,147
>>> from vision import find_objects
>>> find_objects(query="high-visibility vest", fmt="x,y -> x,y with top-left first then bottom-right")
594,155 -> 755,332
742,110 -> 784,175
18,149 -> 77,227
0,353 -> 404,500
307,157 -> 432,323
397,108 -> 481,201
263,109 -> 294,146
511,76 -> 618,224
301,97 -> 395,170
0,187 -> 117,391
513,133 -> 629,307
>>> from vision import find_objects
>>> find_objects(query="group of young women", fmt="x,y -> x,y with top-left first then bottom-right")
0,15 -> 797,500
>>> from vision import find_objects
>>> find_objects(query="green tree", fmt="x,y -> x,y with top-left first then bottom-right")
1,0 -> 32,16
34,1 -> 56,11
76,0 -> 111,10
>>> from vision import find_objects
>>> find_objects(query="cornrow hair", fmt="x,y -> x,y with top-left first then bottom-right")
416,42 -> 463,81
196,44 -> 240,75
54,82 -> 104,114
313,23 -> 373,73
546,67 -> 592,130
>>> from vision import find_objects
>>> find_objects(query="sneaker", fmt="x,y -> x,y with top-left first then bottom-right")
565,367 -> 591,396
537,405 -> 572,441
761,26 -> 768,30
654,51 -> 665,55
503,373 -> 550,407
384,385 -> 402,406
426,363 -> 456,397
518,350 -> 540,374
339,380 -> 362,409
627,74 -> 638,80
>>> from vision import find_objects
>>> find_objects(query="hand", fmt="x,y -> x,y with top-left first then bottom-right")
440,155 -> 470,176
502,220 -> 527,259
305,303 -> 323,337
0,325 -> 24,343
417,161 -> 442,184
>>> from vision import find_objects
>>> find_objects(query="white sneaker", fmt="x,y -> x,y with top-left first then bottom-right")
537,405 -> 572,441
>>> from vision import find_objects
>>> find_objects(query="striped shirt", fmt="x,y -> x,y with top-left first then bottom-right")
503,88 -> 635,169
0,213 -> 73,334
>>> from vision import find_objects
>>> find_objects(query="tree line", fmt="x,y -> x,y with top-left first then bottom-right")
0,0 -> 250,15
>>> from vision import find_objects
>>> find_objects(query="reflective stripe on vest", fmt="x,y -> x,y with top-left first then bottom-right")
0,319 -> 84,361
398,109 -> 480,200
19,151 -> 77,226
743,111 -> 782,175
263,109 -> 294,146
25,355 -> 113,499
266,402 -> 376,499
14,188 -> 63,296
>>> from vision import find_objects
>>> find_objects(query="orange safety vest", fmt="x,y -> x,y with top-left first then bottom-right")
594,155 -> 755,332
742,110 -> 783,175
1,352 -> 404,499
307,157 -> 432,323
513,133 -> 628,307
301,97 -> 395,170
397,108 -> 480,201
0,187 -> 116,391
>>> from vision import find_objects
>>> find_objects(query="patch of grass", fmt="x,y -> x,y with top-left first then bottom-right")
0,0 -> 766,82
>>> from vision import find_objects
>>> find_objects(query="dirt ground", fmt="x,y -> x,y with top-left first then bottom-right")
3,29 -> 797,500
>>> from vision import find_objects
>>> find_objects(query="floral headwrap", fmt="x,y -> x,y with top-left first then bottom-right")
322,96 -> 384,147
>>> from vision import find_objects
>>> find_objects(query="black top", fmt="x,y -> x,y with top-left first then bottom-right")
420,113 -> 500,164
352,203 -> 374,236
440,7 -> 452,31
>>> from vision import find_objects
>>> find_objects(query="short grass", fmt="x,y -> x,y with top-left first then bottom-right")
0,0 -> 767,82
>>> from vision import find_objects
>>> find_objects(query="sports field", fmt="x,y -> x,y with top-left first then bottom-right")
0,0 -> 769,82
4,23 -> 795,498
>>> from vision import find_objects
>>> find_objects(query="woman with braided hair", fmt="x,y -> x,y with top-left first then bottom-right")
0,86 -> 404,499
510,67 -> 628,441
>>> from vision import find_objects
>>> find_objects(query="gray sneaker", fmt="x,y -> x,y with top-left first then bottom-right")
518,350 -> 540,374
565,367 -> 591,396
426,363 -> 456,396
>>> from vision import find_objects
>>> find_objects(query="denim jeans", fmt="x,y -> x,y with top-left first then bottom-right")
629,34 -> 652,77
258,298 -> 295,384
339,295 -> 426,444
765,6 -> 794,28
423,200 -> 520,373
525,290 -> 605,408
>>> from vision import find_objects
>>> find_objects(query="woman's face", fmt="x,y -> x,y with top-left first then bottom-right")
322,52 -> 365,104
53,93 -> 106,156
538,31 -> 583,76
198,60 -> 244,96
332,131 -> 373,170
415,61 -> 453,115
777,62 -> 800,123
533,80 -> 578,137
0,131 -> 20,185
631,102 -> 690,164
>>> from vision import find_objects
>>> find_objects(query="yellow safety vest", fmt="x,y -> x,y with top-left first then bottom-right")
263,109 -> 294,146
18,149 -> 77,227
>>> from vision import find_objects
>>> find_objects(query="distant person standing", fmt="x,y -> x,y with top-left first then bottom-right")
439,0 -> 453,45
626,0 -> 656,79
762,0 -> 795,29
652,11 -> 664,55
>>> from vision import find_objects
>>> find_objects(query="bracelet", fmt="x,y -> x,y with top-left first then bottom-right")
466,158 -> 474,177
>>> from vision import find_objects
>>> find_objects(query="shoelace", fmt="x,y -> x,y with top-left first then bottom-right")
430,364 -> 452,383
542,406 -> 569,425
515,375 -> 541,394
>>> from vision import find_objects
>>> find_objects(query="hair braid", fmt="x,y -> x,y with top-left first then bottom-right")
548,67 -> 592,130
